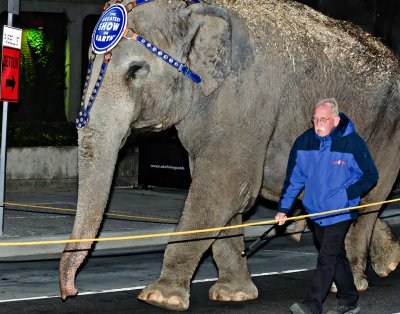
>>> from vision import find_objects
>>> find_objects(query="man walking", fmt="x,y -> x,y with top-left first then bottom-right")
275,98 -> 378,314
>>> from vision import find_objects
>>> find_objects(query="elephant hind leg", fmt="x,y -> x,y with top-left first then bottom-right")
285,218 -> 307,243
370,218 -> 400,277
209,214 -> 258,302
341,218 -> 400,293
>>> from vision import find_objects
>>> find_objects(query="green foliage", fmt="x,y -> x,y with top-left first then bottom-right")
17,28 -> 66,122
5,122 -> 77,147
26,29 -> 54,67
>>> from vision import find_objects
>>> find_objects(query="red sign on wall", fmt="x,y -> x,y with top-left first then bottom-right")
1,46 -> 21,102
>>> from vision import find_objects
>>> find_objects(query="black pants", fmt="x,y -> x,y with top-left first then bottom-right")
304,220 -> 359,314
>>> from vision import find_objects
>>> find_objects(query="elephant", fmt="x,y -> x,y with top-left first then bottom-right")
59,0 -> 400,311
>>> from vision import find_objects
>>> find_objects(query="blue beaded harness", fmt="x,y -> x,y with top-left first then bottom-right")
76,0 -> 201,129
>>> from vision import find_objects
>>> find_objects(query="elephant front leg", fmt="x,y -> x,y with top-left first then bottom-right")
138,179 -> 260,309
369,218 -> 400,277
209,214 -> 258,301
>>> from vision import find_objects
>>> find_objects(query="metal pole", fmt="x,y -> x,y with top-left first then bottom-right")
0,12 -> 14,236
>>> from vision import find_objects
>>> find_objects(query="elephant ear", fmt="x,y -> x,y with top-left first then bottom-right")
188,6 -> 232,96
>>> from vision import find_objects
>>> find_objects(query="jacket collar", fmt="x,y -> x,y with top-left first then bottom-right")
333,112 -> 355,138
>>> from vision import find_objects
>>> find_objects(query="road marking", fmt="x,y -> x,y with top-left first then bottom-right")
0,268 -> 311,303
0,295 -> 60,303
257,249 -> 317,255
192,268 -> 311,283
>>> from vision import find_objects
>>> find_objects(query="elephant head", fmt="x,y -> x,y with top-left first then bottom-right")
59,0 -> 233,300
80,0 -> 231,130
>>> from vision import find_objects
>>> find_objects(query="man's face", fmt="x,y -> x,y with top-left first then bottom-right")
312,104 -> 340,137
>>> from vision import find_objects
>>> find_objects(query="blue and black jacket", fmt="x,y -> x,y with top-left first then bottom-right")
278,113 -> 378,226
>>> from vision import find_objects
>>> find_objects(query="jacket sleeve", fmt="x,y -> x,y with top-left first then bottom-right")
278,140 -> 305,214
346,135 -> 379,200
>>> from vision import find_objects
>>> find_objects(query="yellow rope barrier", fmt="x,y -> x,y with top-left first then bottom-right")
3,202 -> 178,223
0,198 -> 399,247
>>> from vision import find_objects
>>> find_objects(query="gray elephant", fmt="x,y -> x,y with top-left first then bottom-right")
59,0 -> 400,311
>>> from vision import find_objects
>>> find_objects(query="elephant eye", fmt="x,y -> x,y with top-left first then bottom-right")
125,61 -> 150,81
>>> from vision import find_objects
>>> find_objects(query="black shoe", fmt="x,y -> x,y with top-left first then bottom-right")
326,304 -> 360,314
290,302 -> 313,314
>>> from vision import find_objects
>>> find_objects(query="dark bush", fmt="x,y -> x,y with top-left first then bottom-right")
4,122 -> 77,147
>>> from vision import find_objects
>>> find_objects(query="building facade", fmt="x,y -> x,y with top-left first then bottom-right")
1,0 -> 103,122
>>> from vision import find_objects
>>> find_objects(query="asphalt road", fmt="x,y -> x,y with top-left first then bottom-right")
0,228 -> 399,314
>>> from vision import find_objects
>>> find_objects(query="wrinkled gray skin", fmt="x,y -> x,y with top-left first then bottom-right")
60,0 -> 400,310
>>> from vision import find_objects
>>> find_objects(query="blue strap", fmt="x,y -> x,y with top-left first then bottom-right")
76,60 -> 109,129
136,35 -> 201,84
178,64 -> 202,84
133,0 -> 199,7
135,0 -> 154,6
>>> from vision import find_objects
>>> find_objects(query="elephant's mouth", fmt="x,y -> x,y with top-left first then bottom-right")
76,1 -> 201,129
136,123 -> 164,132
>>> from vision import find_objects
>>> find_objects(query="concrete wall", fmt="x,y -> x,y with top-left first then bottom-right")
6,146 -> 138,191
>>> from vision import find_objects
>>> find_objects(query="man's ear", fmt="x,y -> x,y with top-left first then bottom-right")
187,5 -> 232,96
334,115 -> 341,127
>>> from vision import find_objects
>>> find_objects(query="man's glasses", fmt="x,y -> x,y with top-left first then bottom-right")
311,117 -> 334,124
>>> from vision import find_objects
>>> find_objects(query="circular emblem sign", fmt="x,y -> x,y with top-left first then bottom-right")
91,4 -> 128,54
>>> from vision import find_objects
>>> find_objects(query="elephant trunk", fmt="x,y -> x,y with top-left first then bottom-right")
59,125 -> 125,300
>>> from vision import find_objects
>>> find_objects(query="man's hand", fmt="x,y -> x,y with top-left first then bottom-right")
275,212 -> 287,226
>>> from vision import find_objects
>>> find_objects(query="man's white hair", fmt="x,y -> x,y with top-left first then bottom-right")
314,98 -> 339,116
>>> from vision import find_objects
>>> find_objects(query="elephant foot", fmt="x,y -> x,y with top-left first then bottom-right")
209,280 -> 258,301
138,280 -> 190,311
354,273 -> 369,291
330,274 -> 369,293
370,219 -> 400,277
371,246 -> 400,277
